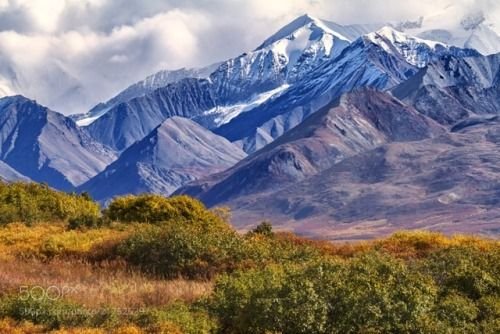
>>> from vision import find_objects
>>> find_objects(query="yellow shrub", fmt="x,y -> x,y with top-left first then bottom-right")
148,322 -> 183,334
373,230 -> 499,258
104,194 -> 215,225
0,318 -> 46,333
51,329 -> 105,334
0,223 -> 132,260
112,325 -> 144,334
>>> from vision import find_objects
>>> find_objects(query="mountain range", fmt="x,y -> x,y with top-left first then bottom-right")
80,116 -> 246,202
0,96 -> 115,190
0,13 -> 499,239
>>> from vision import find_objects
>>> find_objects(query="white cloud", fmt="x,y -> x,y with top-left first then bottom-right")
0,0 -> 497,114
0,7 -> 209,112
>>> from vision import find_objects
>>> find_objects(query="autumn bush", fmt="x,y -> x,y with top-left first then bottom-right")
132,302 -> 216,334
116,214 -> 240,279
210,241 -> 500,334
210,254 -> 437,334
0,182 -> 100,225
103,194 -> 211,224
373,230 -> 498,259
0,222 -> 132,261
115,204 -> 329,279
0,188 -> 499,333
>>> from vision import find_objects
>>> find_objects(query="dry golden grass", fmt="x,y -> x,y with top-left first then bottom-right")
0,222 -> 212,314
0,259 -> 212,309
372,230 -> 500,259
0,223 -> 498,333
274,230 -> 499,259
0,318 -> 148,334
0,223 -> 134,261
273,232 -> 372,258
0,318 -> 46,333
52,325 -> 146,334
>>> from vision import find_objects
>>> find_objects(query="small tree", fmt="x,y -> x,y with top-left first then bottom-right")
251,221 -> 273,237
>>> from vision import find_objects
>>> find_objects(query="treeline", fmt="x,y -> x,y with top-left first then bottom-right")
0,181 -> 498,333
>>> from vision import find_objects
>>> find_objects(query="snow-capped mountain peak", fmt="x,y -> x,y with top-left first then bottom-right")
367,26 -> 443,48
208,14 -> 351,101
79,14 -> 351,128
364,26 -> 447,67
256,14 -> 350,50
247,13 -> 352,82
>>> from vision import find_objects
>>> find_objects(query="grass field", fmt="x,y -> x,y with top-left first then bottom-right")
0,186 -> 497,333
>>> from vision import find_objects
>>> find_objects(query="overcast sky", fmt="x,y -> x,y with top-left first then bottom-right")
0,0 -> 498,114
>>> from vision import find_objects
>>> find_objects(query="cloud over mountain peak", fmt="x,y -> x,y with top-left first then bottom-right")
0,0 -> 498,114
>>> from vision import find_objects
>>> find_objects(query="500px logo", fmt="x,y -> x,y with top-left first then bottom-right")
18,285 -> 80,301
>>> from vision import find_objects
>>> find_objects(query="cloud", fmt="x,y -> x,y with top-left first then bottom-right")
0,6 -> 210,112
0,0 -> 497,114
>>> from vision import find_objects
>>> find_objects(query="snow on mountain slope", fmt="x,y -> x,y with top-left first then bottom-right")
0,95 -> 116,190
364,26 -> 481,68
398,7 -> 500,55
257,14 -> 350,50
80,116 -> 246,202
209,14 -> 351,103
84,14 -> 354,151
75,64 -> 219,126
320,21 -> 386,41
177,89 -> 443,206
215,31 -> 426,152
213,26 -> 484,153
393,53 -> 500,125
365,26 -> 446,67
0,160 -> 30,182
198,84 -> 290,127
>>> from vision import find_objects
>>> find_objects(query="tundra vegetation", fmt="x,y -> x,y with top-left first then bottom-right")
0,182 -> 498,333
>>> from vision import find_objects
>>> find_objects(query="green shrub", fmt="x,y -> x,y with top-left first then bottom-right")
0,182 -> 100,225
211,253 -> 438,334
133,302 -> 216,334
115,205 -> 328,279
326,253 -> 437,333
433,293 -> 479,331
0,294 -> 89,329
420,246 -> 500,300
211,263 -> 334,334
68,215 -> 110,230
117,219 -> 240,279
103,194 -> 210,224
